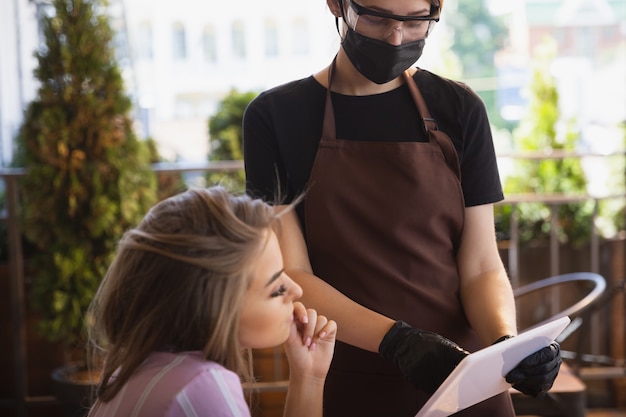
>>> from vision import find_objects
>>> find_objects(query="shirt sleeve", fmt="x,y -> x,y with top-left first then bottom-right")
167,367 -> 251,417
243,92 -> 288,203
457,83 -> 504,207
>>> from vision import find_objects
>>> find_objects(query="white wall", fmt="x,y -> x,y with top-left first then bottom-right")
121,0 -> 339,160
0,0 -> 39,166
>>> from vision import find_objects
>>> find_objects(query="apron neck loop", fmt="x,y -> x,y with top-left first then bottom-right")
403,70 -> 438,134
322,57 -> 339,141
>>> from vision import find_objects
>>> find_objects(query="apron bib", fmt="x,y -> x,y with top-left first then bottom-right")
304,61 -> 514,417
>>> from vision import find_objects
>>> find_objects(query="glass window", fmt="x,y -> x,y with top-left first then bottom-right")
264,19 -> 279,57
138,21 -> 153,60
173,22 -> 187,60
232,20 -> 247,59
203,25 -> 217,62
292,18 -> 310,55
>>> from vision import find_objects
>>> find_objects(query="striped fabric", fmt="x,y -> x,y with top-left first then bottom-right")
89,351 -> 251,417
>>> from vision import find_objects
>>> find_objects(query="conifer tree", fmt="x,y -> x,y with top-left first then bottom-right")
498,39 -> 591,245
17,0 -> 156,353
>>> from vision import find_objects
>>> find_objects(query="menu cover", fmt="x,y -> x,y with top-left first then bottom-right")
414,316 -> 571,417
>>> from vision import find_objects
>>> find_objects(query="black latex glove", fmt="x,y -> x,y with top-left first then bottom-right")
497,336 -> 562,398
379,320 -> 470,394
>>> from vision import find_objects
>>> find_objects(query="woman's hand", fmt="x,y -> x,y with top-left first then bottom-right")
282,302 -> 336,417
284,301 -> 337,381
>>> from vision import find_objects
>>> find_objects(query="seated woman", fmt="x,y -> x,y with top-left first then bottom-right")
87,186 -> 336,417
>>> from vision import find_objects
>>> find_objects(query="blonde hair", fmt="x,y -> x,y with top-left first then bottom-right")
88,186 -> 279,402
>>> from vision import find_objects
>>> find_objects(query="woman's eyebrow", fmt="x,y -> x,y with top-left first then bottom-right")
265,269 -> 284,287
365,3 -> 431,16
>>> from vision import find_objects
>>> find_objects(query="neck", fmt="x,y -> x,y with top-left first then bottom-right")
314,50 -> 412,96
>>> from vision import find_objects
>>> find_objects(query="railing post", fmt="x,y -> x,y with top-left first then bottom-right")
6,172 -> 28,417
509,203 -> 519,288
549,204 -> 560,317
590,199 -> 601,356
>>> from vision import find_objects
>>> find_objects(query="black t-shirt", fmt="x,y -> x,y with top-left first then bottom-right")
243,68 -> 503,211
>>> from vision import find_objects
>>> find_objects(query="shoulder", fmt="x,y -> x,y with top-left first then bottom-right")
410,68 -> 490,136
90,352 -> 250,417
249,75 -> 324,109
412,69 -> 475,96
244,75 -> 325,142
167,354 -> 251,417
412,69 -> 485,111
159,352 -> 241,390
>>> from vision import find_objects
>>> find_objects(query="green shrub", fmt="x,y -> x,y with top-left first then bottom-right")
206,89 -> 258,192
16,0 -> 157,353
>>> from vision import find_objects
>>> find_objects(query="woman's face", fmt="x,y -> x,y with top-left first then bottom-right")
238,230 -> 303,349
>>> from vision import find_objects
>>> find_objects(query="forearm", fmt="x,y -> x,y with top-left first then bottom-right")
274,207 -> 394,352
287,268 -> 395,352
283,374 -> 325,417
460,268 -> 518,346
457,204 -> 518,346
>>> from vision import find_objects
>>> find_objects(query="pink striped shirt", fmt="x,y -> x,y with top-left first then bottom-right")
88,351 -> 251,417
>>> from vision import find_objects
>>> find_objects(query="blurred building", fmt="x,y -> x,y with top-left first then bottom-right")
1,0 -> 624,166
0,0 -> 339,165
116,0 -> 338,161
0,0 -> 39,166
496,0 -> 625,134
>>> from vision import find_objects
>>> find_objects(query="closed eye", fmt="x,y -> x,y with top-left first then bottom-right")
270,284 -> 287,298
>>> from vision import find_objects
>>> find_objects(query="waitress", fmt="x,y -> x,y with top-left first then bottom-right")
243,0 -> 562,415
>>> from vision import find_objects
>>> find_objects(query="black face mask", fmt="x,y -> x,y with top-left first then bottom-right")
341,27 -> 425,85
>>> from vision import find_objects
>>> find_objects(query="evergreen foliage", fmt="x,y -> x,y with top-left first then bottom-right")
206,89 -> 257,192
496,39 -> 592,245
444,0 -> 510,129
16,0 -> 157,351
446,0 -> 508,79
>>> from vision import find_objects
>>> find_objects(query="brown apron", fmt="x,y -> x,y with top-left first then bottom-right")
304,62 -> 515,417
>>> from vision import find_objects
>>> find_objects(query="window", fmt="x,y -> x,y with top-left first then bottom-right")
291,18 -> 310,55
173,22 -> 187,60
231,20 -> 247,59
138,21 -> 153,60
203,25 -> 217,62
264,19 -> 279,57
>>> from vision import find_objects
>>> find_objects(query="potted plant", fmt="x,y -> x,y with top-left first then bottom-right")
494,39 -> 625,354
495,39 -> 625,248
494,40 -> 593,247
14,0 -> 156,415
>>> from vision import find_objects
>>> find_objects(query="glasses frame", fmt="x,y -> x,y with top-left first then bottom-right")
347,0 -> 440,23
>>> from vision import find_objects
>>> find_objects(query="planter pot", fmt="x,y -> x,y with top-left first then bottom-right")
51,364 -> 98,417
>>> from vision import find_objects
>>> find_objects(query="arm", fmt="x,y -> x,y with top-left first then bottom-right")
457,204 -> 562,397
274,206 -> 395,352
274,207 -> 468,395
283,303 -> 336,417
457,204 -> 518,346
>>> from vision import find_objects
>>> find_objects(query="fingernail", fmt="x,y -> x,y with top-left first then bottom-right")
319,331 -> 327,338
310,342 -> 317,351
305,336 -> 312,347
301,315 -> 308,324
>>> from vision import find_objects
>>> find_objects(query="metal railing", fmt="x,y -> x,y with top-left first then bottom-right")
0,162 -> 245,416
1,154 -> 625,415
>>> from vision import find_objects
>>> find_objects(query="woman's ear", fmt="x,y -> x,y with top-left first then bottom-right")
327,0 -> 342,17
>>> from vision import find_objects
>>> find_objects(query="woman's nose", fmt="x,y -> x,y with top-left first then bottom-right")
288,275 -> 303,300
383,25 -> 404,46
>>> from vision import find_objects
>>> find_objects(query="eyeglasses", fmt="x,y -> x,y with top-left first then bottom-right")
345,0 -> 439,42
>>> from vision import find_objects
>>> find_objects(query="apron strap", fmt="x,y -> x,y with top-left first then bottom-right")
403,70 -> 461,181
322,58 -> 338,141
403,70 -> 437,133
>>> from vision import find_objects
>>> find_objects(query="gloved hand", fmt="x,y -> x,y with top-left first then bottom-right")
379,320 -> 469,394
496,335 -> 562,398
